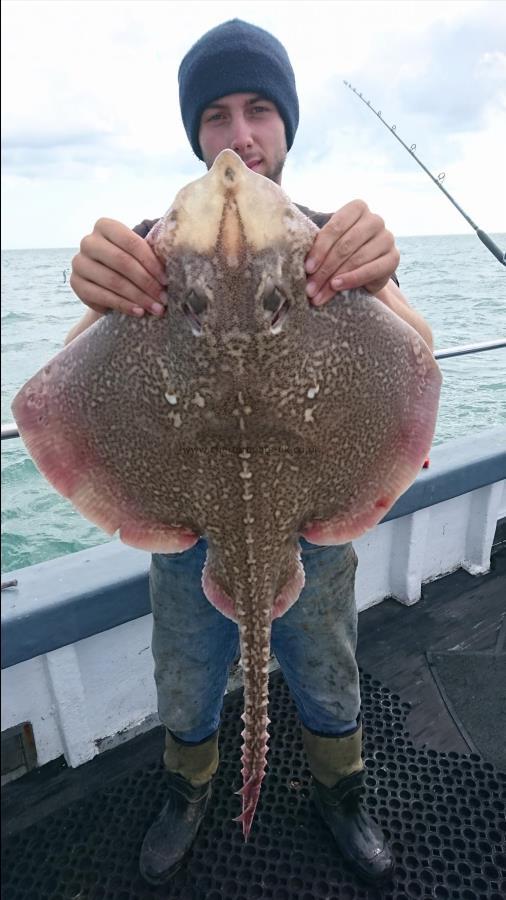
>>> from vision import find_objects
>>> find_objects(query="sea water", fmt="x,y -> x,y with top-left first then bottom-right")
1,233 -> 505,571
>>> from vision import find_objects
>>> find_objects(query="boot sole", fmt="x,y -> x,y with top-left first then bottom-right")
140,859 -> 183,886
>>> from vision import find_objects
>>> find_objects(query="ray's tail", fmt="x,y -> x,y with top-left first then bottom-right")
233,607 -> 273,841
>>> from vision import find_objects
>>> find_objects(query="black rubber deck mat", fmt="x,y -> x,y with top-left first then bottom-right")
427,646 -> 506,772
2,670 -> 505,900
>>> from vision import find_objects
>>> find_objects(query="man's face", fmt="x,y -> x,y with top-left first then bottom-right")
198,93 -> 287,185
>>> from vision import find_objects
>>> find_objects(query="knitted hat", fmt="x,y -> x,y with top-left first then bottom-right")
178,19 -> 299,160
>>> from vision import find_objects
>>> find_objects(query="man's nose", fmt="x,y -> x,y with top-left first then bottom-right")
230,116 -> 253,153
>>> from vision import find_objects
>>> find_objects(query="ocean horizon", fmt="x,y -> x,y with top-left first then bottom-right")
3,230 -> 504,252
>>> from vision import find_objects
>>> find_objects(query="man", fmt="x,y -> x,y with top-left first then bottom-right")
67,19 -> 433,887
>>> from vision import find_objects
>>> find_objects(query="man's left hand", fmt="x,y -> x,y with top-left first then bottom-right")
304,200 -> 400,305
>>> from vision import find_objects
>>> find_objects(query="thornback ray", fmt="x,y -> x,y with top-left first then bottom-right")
11,148 -> 442,839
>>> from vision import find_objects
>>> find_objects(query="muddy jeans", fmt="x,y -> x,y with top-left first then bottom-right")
150,539 -> 360,742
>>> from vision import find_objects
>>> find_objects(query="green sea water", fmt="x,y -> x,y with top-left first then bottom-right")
2,234 -> 505,572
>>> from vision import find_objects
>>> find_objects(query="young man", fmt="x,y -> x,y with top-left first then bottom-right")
67,19 -> 433,887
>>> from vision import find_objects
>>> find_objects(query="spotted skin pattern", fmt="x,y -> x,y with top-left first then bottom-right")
12,150 -> 441,839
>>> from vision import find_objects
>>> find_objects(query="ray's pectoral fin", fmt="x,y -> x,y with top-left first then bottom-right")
302,334 -> 442,546
301,498 -> 393,546
11,372 -> 199,555
117,522 -> 199,554
301,416 -> 436,546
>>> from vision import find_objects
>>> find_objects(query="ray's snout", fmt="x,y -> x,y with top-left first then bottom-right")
210,148 -> 249,186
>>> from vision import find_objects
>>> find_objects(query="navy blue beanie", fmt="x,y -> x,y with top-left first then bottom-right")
178,19 -> 299,160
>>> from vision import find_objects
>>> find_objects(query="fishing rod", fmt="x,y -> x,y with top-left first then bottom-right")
344,81 -> 506,267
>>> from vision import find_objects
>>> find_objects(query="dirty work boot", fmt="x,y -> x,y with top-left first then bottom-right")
139,729 -> 218,885
302,722 -> 394,883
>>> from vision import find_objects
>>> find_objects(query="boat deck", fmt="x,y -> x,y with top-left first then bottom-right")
2,541 -> 505,900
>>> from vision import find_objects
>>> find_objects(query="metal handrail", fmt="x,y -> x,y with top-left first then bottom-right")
434,338 -> 506,360
1,339 -> 505,441
2,425 -> 20,441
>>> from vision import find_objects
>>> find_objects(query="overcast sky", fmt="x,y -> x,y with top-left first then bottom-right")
2,0 -> 505,249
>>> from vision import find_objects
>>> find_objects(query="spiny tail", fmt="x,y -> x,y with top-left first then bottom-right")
233,610 -> 273,841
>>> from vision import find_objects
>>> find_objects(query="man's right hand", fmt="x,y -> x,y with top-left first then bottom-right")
70,218 -> 169,318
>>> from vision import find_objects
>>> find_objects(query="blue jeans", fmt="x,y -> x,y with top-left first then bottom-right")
150,539 -> 360,742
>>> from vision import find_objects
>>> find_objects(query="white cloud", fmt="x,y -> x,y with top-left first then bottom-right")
1,0 -> 505,247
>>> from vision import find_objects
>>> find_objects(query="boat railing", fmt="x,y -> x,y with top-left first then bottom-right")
1,339 -> 506,441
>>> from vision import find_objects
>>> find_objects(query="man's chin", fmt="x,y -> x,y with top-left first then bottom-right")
252,158 -> 285,185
